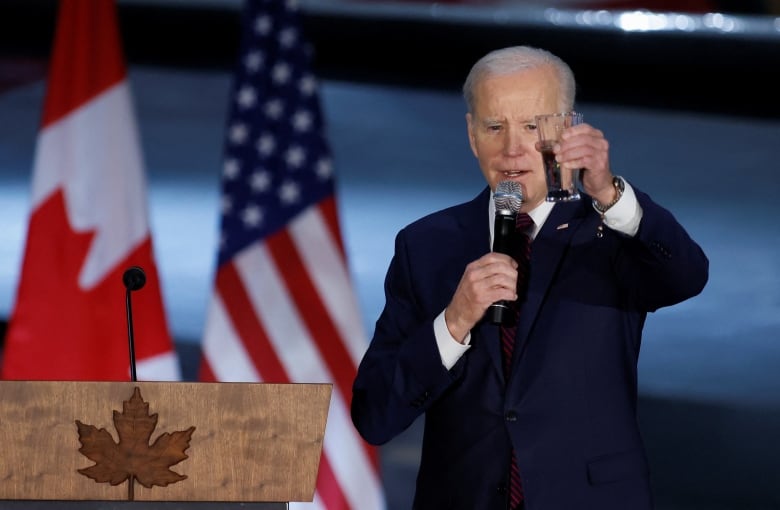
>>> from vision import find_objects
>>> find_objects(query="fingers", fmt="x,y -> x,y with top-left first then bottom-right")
463,253 -> 518,304
555,123 -> 611,186
558,124 -> 607,165
446,253 -> 519,336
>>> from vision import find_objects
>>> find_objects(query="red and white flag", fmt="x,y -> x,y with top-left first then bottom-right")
198,0 -> 384,508
1,0 -> 180,381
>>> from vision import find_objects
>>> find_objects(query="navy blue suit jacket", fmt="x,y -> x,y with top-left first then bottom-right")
351,184 -> 709,510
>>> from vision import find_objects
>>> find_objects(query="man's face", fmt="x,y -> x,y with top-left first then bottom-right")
466,65 -> 562,211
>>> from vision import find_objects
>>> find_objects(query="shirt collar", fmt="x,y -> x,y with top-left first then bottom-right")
488,193 -> 554,242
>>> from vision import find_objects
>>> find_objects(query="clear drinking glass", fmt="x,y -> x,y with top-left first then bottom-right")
535,111 -> 583,202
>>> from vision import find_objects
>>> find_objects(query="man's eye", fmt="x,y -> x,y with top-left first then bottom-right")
526,124 -> 538,132
487,125 -> 502,132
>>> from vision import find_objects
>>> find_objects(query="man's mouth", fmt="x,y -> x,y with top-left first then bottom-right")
501,170 -> 528,178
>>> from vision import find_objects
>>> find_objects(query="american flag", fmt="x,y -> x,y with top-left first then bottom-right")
198,1 -> 385,508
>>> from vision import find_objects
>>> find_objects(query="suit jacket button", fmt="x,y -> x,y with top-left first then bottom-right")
505,411 -> 518,422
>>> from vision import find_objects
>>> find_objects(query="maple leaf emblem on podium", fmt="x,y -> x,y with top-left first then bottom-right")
75,387 -> 196,501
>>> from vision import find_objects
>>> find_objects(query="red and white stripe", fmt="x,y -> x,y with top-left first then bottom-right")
200,199 -> 384,509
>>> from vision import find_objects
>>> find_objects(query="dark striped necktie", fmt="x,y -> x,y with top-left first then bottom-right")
500,212 -> 533,376
499,211 -> 533,510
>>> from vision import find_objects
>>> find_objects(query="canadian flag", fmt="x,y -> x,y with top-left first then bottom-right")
0,0 -> 180,381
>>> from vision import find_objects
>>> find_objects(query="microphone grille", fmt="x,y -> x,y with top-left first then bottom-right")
494,180 -> 523,213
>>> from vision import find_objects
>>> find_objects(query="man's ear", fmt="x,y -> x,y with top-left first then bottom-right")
465,113 -> 478,157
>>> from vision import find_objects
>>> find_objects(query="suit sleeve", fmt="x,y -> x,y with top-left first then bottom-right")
614,185 -> 709,312
351,227 -> 464,446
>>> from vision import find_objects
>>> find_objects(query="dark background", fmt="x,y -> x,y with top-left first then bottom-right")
3,0 -> 780,118
1,1 -> 780,509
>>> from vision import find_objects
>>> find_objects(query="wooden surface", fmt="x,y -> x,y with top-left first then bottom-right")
0,503 -> 286,509
0,381 -> 331,502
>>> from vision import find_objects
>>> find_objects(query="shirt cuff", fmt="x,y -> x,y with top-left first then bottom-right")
597,178 -> 643,237
434,311 -> 470,370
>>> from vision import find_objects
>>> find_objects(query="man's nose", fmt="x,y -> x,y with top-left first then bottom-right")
504,129 -> 531,155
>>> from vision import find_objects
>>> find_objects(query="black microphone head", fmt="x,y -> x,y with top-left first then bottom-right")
494,180 -> 523,214
123,266 -> 146,291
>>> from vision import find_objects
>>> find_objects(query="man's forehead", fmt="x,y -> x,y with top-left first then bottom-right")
477,113 -> 540,124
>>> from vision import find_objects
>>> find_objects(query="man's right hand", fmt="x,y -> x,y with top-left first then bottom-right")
444,252 -> 518,342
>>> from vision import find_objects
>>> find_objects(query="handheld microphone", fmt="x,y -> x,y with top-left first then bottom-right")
122,266 -> 146,381
486,180 -> 523,325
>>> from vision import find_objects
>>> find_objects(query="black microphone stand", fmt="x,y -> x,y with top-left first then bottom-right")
125,287 -> 138,382
122,266 -> 146,382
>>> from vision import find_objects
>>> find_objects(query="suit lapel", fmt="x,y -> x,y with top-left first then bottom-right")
455,186 -> 493,269
512,200 -> 587,363
462,191 -> 589,382
454,187 -> 507,379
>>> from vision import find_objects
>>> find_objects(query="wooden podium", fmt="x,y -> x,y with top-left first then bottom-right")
0,381 -> 332,509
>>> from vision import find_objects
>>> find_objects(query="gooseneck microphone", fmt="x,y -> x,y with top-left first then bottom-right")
122,266 -> 146,382
486,180 -> 523,325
